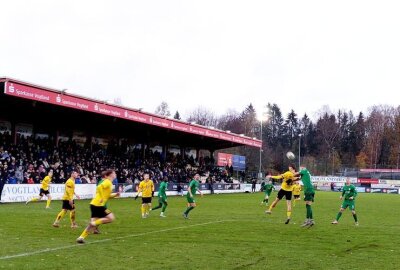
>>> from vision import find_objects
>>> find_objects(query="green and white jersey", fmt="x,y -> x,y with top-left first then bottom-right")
299,168 -> 314,192
187,180 -> 199,197
342,184 -> 357,201
264,184 -> 274,193
158,181 -> 167,198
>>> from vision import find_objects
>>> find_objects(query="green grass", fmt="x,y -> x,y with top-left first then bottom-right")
1,192 -> 400,270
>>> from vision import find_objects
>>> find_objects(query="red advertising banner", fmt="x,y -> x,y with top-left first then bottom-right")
217,153 -> 233,167
358,178 -> 379,184
3,80 -> 262,148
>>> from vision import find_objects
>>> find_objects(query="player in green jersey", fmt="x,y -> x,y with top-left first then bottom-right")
261,180 -> 275,205
152,179 -> 168,217
332,178 -> 359,225
296,166 -> 315,228
183,173 -> 203,219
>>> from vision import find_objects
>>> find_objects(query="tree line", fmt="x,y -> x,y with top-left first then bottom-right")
155,102 -> 400,175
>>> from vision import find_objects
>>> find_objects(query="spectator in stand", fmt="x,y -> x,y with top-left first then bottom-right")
208,176 -> 215,195
112,177 -> 118,190
15,166 -> 24,183
0,134 -> 239,186
177,183 -> 183,196
75,177 -> 82,184
0,167 -> 6,202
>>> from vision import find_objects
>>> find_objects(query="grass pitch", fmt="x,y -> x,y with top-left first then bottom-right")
0,192 -> 399,269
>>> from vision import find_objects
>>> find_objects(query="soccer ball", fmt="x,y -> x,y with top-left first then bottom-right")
286,151 -> 295,160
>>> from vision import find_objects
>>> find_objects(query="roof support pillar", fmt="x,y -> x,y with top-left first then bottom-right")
162,144 -> 168,162
11,121 -> 16,145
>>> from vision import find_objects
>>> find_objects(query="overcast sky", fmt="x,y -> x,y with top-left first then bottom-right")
1,0 -> 400,120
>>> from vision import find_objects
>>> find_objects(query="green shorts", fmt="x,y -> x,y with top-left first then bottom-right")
304,190 -> 315,202
341,200 -> 355,210
186,195 -> 196,204
264,191 -> 272,196
158,196 -> 167,204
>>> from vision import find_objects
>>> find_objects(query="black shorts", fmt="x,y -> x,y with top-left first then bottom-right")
277,189 -> 292,200
62,200 -> 75,210
142,197 -> 152,204
294,195 -> 300,199
90,205 -> 111,218
39,189 -> 50,196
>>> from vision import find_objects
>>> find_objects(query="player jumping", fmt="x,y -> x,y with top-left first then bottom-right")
265,164 -> 298,224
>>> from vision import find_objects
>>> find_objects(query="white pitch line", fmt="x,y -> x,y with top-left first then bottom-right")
0,220 -> 229,260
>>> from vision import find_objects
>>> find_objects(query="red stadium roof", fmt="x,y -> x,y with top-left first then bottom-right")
0,77 -> 262,148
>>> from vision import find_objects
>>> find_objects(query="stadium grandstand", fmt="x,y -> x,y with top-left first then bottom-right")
0,77 -> 261,186
343,168 -> 400,181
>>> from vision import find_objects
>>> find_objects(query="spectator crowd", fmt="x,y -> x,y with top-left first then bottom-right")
0,132 -> 236,186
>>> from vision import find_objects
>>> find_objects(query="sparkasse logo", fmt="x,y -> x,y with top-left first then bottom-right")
8,83 -> 15,93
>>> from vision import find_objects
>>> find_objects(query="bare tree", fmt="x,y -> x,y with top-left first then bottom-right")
186,107 -> 219,127
217,109 -> 241,133
155,101 -> 171,117
113,98 -> 123,105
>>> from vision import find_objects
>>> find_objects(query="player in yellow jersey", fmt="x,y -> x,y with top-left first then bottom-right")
265,164 -> 299,224
26,169 -> 53,208
292,182 -> 302,206
53,170 -> 81,228
76,169 -> 120,244
135,173 -> 155,218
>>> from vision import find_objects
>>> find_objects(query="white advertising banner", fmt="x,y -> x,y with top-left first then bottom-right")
1,184 -> 96,203
241,184 -> 262,192
311,176 -> 357,183
378,179 -> 400,186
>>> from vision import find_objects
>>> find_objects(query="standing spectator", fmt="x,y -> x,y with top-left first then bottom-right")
208,176 -> 214,195
0,169 -> 5,202
112,177 -> 118,191
15,166 -> 24,183
251,178 -> 256,193
177,183 -> 183,196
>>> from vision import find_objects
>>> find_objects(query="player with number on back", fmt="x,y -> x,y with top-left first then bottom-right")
52,169 -> 80,229
151,178 -> 168,217
331,178 -> 359,226
295,166 -> 315,227
26,169 -> 53,209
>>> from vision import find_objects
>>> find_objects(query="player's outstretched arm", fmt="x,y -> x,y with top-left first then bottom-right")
270,175 -> 283,181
